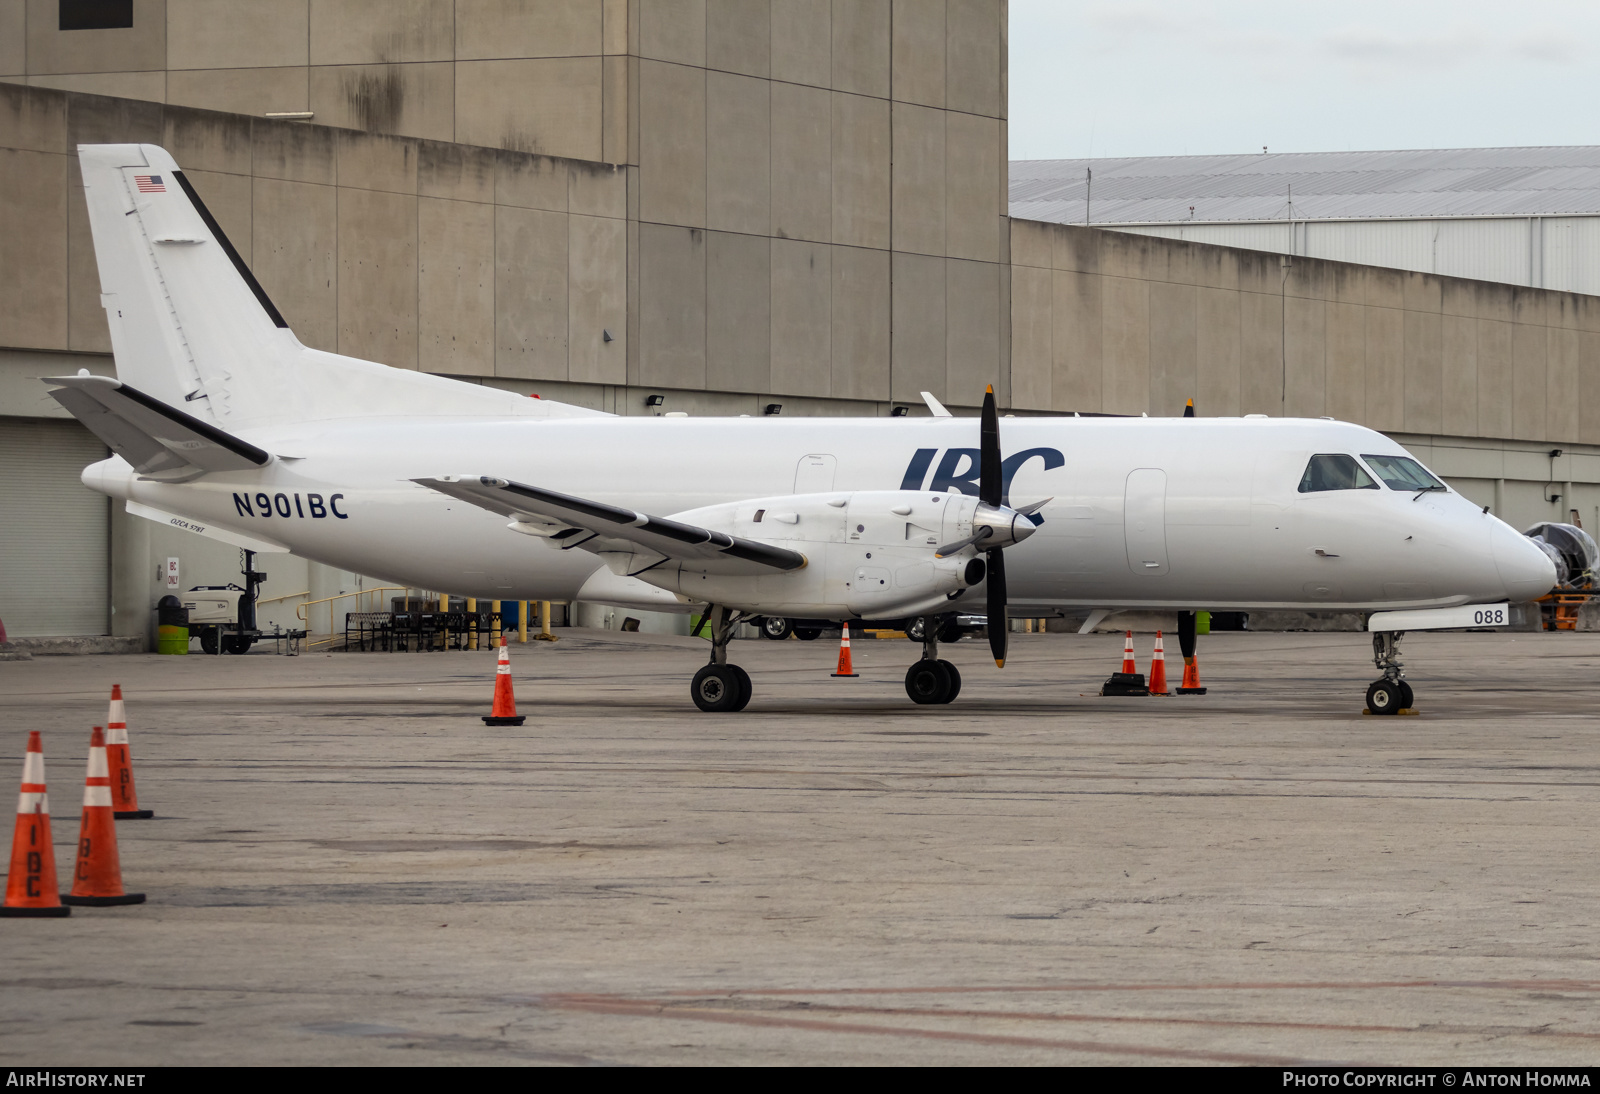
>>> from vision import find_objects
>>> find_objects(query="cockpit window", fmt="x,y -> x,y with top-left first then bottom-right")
1361,454 -> 1445,492
1298,454 -> 1379,493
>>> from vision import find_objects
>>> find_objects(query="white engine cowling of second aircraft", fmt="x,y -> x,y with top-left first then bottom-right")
626,489 -> 988,618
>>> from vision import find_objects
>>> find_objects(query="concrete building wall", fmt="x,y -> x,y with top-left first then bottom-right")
625,0 -> 1010,409
1,0 -> 627,159
1009,217 -> 1600,527
0,83 -> 628,387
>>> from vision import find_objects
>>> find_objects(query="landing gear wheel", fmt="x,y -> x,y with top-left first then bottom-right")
906,617 -> 927,642
760,616 -> 792,641
793,628 -> 822,641
1397,680 -> 1413,710
692,664 -> 746,712
729,664 -> 753,712
1366,679 -> 1403,716
905,659 -> 954,705
938,660 -> 961,703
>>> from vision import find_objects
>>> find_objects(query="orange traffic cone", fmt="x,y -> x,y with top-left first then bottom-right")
1148,632 -> 1170,696
105,685 -> 152,819
2,732 -> 70,917
62,726 -> 144,907
831,622 -> 859,677
1176,656 -> 1207,695
1121,631 -> 1137,674
482,635 -> 526,726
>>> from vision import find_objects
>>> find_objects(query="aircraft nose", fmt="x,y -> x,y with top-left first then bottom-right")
1490,519 -> 1557,601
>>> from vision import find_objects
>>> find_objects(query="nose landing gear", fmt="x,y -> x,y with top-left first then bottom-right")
904,615 -> 962,705
1366,630 -> 1414,715
691,606 -> 752,712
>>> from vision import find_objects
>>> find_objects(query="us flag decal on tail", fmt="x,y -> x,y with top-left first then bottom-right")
134,174 -> 165,192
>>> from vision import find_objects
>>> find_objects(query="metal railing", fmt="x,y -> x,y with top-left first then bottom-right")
297,587 -> 414,648
256,589 -> 310,607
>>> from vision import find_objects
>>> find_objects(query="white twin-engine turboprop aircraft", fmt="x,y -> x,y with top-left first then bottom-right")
50,144 -> 1555,713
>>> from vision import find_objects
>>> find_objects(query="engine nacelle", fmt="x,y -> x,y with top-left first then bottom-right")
618,490 -> 989,618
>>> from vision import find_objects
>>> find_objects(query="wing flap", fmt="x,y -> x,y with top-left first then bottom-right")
46,375 -> 271,479
415,475 -> 806,575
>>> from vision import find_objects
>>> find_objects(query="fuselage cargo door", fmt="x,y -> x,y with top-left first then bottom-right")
794,453 -> 836,493
1124,468 -> 1169,576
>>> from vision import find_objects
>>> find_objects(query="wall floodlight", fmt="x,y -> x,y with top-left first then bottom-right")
890,406 -> 909,417
763,403 -> 782,416
645,394 -> 664,407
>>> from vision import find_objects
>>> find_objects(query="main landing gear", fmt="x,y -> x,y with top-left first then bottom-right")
691,606 -> 752,713
1366,630 -> 1414,715
904,615 -> 962,705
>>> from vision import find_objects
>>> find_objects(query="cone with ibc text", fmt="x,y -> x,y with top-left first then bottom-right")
63,726 -> 144,907
830,622 -> 859,677
1177,656 -> 1207,695
105,685 -> 152,819
1148,631 -> 1170,696
1120,631 -> 1137,675
482,635 -> 526,726
2,732 -> 70,917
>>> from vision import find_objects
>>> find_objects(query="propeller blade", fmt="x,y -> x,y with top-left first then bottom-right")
934,525 -> 992,558
979,385 -> 1001,507
1013,497 -> 1052,517
987,546 -> 1008,667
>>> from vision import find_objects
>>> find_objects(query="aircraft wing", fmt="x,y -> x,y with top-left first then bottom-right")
46,374 -> 271,480
413,475 -> 807,576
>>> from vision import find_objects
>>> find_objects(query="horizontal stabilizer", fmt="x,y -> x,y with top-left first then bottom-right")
415,475 -> 807,575
46,374 -> 271,480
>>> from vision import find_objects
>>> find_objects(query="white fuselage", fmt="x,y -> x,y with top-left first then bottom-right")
85,413 -> 1555,616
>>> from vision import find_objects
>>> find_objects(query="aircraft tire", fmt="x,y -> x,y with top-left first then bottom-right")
692,664 -> 745,713
1397,680 -> 1414,710
938,660 -> 961,703
793,628 -> 822,641
759,616 -> 792,641
905,659 -> 953,705
729,665 -> 753,711
1366,679 -> 1403,716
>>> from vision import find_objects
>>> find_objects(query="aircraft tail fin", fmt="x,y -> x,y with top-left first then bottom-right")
76,144 -> 604,428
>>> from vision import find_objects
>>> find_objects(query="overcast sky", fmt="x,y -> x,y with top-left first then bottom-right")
1008,0 -> 1600,161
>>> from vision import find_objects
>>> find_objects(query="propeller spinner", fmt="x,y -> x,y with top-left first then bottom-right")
932,386 -> 1049,668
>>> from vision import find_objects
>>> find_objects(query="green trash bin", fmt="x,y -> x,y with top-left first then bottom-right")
157,595 -> 188,655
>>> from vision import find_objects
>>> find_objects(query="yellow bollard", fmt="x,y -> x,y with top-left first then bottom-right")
534,600 -> 558,642
491,600 -> 502,645
518,600 -> 528,643
467,597 -> 478,650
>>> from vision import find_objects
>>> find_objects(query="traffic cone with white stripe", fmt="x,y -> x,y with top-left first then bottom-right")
831,622 -> 859,677
1120,631 -> 1137,675
105,685 -> 152,819
482,635 -> 526,726
1148,632 -> 1170,696
1,732 -> 70,917
62,726 -> 144,907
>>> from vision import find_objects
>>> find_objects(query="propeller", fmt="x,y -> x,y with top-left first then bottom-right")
978,387 -> 1009,667
929,386 -> 1048,668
